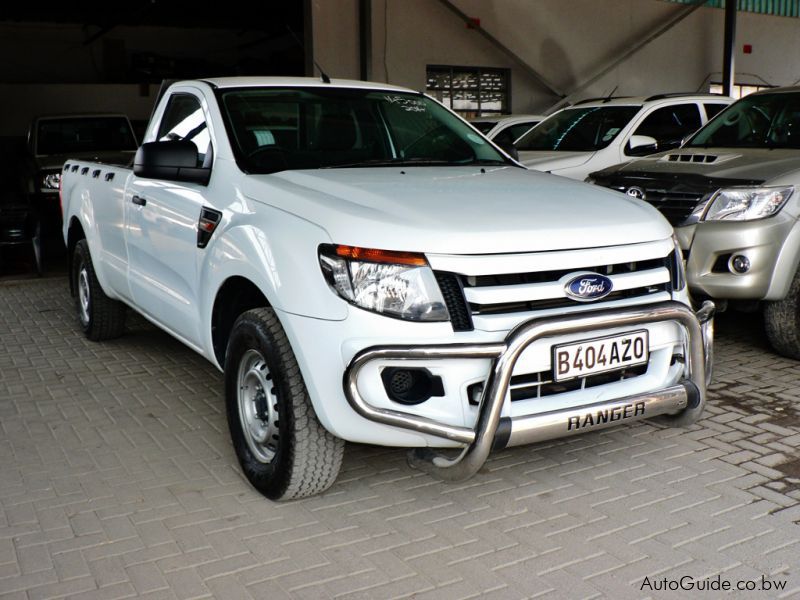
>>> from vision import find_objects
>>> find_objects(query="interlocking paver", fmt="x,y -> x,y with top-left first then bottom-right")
3,278 -> 800,597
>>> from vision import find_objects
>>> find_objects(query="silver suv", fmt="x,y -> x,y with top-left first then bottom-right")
590,87 -> 800,358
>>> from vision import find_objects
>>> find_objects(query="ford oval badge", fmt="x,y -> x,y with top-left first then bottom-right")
564,273 -> 613,302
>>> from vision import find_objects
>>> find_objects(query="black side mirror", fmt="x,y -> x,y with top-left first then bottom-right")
495,139 -> 519,161
134,140 -> 210,185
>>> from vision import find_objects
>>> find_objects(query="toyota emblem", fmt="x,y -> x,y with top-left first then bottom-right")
626,186 -> 645,200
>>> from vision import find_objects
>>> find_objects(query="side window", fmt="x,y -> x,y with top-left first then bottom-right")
633,104 -> 702,151
704,103 -> 729,120
503,122 -> 539,144
157,94 -> 212,166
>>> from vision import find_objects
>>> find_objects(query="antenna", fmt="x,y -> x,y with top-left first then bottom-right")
603,85 -> 619,103
286,25 -> 331,84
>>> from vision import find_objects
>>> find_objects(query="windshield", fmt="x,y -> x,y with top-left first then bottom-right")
36,117 -> 137,155
217,88 -> 509,174
515,105 -> 640,151
687,92 -> 800,149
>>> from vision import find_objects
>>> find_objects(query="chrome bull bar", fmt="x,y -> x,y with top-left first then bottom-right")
343,300 -> 715,482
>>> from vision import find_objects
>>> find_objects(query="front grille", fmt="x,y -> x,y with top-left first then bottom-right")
433,247 -> 677,332
467,363 -> 649,404
594,173 -> 764,226
462,255 -> 673,317
470,287 -> 665,315
608,184 -> 703,225
435,272 -> 473,331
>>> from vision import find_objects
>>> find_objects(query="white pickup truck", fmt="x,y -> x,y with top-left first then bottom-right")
61,77 -> 714,501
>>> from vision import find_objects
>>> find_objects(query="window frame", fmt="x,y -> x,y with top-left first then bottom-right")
156,92 -> 214,167
425,65 -> 511,118
627,102 -> 702,155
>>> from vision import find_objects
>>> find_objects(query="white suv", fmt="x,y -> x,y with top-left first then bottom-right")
516,94 -> 732,180
470,114 -> 544,146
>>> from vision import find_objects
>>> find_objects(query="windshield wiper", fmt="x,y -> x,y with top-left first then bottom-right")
323,158 -> 467,169
324,157 -> 509,169
461,158 -> 508,166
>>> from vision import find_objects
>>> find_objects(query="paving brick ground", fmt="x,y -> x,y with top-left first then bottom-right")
2,277 -> 800,599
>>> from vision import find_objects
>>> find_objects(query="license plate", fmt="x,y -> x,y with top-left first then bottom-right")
552,330 -> 649,382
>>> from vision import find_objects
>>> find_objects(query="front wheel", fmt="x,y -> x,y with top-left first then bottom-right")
764,268 -> 800,359
224,307 -> 344,500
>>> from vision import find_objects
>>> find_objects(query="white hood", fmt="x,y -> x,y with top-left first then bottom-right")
518,151 -> 594,173
242,166 -> 672,254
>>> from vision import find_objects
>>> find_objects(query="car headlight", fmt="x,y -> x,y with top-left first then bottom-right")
319,245 -> 450,322
704,186 -> 793,221
41,171 -> 61,190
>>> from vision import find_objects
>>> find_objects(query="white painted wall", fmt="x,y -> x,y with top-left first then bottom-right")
312,0 -> 800,114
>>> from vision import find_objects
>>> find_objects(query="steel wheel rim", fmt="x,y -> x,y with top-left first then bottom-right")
237,349 -> 280,463
77,266 -> 90,326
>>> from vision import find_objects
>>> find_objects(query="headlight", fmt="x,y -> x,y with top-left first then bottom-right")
319,245 -> 449,322
41,172 -> 61,190
704,186 -> 793,221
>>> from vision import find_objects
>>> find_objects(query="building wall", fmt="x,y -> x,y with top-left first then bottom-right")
311,0 -> 361,80
312,0 -> 800,114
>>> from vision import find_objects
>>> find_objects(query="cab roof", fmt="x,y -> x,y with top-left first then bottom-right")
196,76 -> 415,94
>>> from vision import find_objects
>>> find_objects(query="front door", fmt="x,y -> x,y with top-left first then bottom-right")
125,93 -> 213,347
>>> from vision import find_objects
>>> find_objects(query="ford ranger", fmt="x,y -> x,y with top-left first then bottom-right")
590,87 -> 800,360
60,77 -> 714,501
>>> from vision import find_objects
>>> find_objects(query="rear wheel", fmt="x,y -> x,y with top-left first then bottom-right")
224,307 -> 344,500
72,239 -> 126,341
764,268 -> 800,359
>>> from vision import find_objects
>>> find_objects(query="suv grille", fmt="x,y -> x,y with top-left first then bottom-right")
593,174 -> 764,226
606,184 -> 703,225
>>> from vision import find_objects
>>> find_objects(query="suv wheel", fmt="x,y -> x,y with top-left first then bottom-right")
764,267 -> 800,359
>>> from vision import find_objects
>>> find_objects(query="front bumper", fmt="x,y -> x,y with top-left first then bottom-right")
677,213 -> 796,301
344,300 -> 714,481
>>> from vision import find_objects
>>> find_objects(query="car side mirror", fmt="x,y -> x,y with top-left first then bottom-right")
495,139 -> 519,161
626,134 -> 658,156
133,140 -> 210,185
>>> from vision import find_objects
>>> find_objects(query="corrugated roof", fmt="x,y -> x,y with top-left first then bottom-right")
665,0 -> 800,17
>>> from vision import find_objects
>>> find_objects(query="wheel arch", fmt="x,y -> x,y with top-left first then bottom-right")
66,216 -> 87,296
211,275 -> 271,368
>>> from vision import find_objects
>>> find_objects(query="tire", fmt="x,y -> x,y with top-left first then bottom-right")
72,239 -> 127,341
224,307 -> 344,501
764,268 -> 800,359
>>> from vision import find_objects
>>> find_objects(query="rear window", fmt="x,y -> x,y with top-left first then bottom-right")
36,117 -> 137,155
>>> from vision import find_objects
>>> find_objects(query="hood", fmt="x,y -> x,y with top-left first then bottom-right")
242,166 -> 672,254
37,150 -> 135,171
517,150 -> 594,172
595,147 -> 800,182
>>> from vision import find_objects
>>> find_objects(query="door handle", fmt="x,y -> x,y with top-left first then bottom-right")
131,195 -> 147,206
